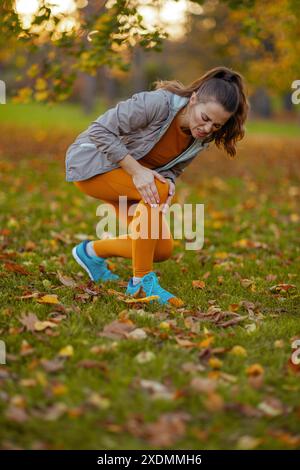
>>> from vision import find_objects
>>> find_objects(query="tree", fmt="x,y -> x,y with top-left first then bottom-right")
2,0 -> 298,104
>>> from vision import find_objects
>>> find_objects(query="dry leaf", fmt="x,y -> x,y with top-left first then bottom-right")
237,435 -> 262,450
126,328 -> 147,340
57,345 -> 74,358
190,376 -> 217,394
99,320 -> 136,340
5,262 -> 30,275
230,345 -> 247,357
19,312 -> 39,332
34,320 -> 57,331
135,351 -> 155,364
192,280 -> 206,289
37,294 -> 60,304
57,271 -> 77,288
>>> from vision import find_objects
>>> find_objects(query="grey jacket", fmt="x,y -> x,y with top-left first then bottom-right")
65,89 -> 209,184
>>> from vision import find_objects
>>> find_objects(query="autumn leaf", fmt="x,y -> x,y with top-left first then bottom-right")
34,320 -> 57,331
192,280 -> 206,289
5,406 -> 28,423
126,328 -> 147,340
230,345 -> 248,357
98,319 -> 136,340
135,351 -> 155,364
123,295 -> 159,304
19,312 -> 39,332
5,262 -> 30,275
203,392 -> 224,412
269,283 -> 296,294
257,397 -> 286,417
86,393 -> 111,410
57,345 -> 74,358
56,271 -> 77,288
190,376 -> 217,394
36,294 -> 60,304
40,358 -> 65,373
126,412 -> 190,447
237,435 -> 263,450
246,363 -> 264,377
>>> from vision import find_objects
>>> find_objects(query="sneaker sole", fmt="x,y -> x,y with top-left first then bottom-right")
72,246 -> 95,281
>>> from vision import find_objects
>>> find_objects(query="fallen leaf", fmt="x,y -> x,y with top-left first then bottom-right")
57,271 -> 77,288
135,351 -> 155,364
86,393 -> 110,410
192,280 -> 206,289
203,392 -> 224,412
269,283 -> 296,294
40,358 -> 65,373
5,405 -> 28,423
19,312 -> 39,332
237,435 -> 262,450
34,320 -> 57,331
258,397 -> 286,417
99,320 -> 136,340
5,262 -> 30,275
139,379 -> 174,400
43,403 -> 68,421
37,294 -> 60,304
126,328 -> 147,340
57,345 -> 74,358
190,376 -> 217,394
127,412 -> 190,447
230,345 -> 247,357
123,295 -> 159,304
246,364 -> 264,377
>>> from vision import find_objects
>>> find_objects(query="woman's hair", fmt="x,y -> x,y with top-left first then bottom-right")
153,66 -> 250,157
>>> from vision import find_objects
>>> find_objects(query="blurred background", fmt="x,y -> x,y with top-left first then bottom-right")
1,0 -> 300,120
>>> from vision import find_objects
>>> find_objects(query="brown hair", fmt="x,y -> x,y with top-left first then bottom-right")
153,66 -> 250,157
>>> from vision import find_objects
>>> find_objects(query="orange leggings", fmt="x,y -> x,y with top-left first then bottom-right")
74,167 -> 174,277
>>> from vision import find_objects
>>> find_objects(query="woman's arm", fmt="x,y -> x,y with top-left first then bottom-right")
87,89 -> 168,165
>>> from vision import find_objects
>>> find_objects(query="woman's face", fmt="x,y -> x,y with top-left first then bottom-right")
188,93 -> 233,139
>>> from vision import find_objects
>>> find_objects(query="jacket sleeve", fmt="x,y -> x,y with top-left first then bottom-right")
87,90 -> 168,165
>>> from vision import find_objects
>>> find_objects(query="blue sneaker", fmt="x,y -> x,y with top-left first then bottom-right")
72,240 -> 119,282
125,271 -> 184,307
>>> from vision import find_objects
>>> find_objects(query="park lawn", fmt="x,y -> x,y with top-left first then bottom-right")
0,131 -> 300,450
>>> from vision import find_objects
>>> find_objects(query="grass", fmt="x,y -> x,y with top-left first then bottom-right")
0,117 -> 300,450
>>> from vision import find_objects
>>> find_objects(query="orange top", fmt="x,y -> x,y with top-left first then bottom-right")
139,113 -> 194,169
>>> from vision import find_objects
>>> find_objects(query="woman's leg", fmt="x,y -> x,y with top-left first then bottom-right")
74,168 -> 173,276
96,198 -> 174,263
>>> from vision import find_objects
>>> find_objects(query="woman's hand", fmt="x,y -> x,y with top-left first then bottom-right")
132,167 -> 167,206
161,179 -> 175,214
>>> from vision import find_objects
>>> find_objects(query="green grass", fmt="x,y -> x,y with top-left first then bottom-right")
246,119 -> 300,137
0,101 -> 106,132
0,135 -> 299,450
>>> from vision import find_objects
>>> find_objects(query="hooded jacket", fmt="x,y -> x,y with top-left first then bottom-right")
65,88 -> 209,184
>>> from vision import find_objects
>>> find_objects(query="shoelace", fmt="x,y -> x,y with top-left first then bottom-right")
92,257 -> 115,278
142,272 -> 171,300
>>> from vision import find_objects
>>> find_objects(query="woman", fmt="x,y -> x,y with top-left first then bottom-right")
65,66 -> 249,307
